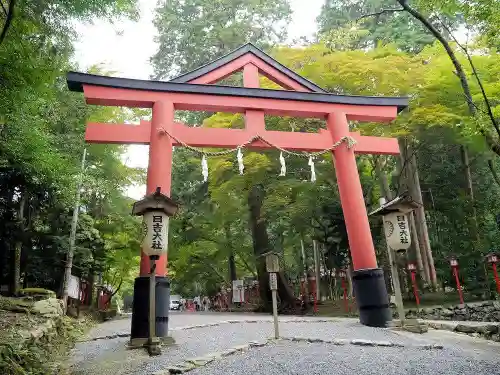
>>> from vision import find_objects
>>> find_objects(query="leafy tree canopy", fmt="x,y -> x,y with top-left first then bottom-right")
151,0 -> 292,79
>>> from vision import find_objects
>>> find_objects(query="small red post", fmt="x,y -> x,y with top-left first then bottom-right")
308,275 -> 318,313
453,267 -> 464,304
450,257 -> 464,304
407,263 -> 420,308
492,263 -> 500,293
486,253 -> 500,294
410,271 -> 420,307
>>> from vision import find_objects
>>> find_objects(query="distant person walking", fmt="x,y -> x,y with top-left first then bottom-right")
202,296 -> 209,311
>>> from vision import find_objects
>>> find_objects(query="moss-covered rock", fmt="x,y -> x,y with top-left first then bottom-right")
19,288 -> 56,301
0,314 -> 92,375
33,298 -> 64,317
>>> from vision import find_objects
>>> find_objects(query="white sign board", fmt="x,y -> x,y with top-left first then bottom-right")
68,275 -> 80,299
232,280 -> 245,303
265,254 -> 280,273
269,273 -> 278,290
142,211 -> 169,257
383,212 -> 411,251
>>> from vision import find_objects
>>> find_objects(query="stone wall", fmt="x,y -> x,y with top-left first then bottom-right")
0,296 -> 87,373
405,300 -> 500,322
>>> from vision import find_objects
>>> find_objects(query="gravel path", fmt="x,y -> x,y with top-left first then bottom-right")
69,313 -> 500,375
189,340 -> 500,375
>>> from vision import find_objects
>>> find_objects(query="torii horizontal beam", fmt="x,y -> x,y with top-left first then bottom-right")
67,72 -> 407,122
85,120 -> 400,155
81,85 -> 399,122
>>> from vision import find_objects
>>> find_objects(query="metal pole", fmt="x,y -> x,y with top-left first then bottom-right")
387,245 -> 405,325
271,288 -> 279,339
62,148 -> 87,312
149,258 -> 156,342
148,256 -> 160,355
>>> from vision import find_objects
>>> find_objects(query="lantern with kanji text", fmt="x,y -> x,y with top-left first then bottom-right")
132,187 -> 179,258
369,194 -> 418,254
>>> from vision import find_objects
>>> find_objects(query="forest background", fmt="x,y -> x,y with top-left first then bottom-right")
1,0 -> 499,308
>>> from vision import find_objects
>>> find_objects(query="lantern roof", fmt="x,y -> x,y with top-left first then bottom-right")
368,193 -> 420,216
132,187 -> 180,217
485,252 -> 498,260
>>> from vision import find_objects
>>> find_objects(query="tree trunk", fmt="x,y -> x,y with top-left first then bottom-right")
11,192 -> 26,296
313,240 -> 321,301
0,0 -> 16,45
228,253 -> 237,281
225,223 -> 237,281
409,211 -> 427,282
61,148 -> 86,311
397,138 -> 435,288
460,145 -> 480,241
87,273 -> 94,307
347,264 -> 353,297
300,237 -> 308,290
248,184 -> 296,310
410,148 -> 437,289
374,156 -> 406,294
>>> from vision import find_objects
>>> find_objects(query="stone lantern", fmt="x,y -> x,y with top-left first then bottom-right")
130,187 -> 179,350
368,193 -> 419,326
261,251 -> 280,338
369,194 -> 419,253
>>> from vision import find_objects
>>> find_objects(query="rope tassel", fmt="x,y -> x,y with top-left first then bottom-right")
237,148 -> 244,175
201,154 -> 208,182
308,155 -> 316,182
279,152 -> 286,177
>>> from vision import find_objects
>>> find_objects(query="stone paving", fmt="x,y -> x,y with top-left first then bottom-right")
69,312 -> 500,375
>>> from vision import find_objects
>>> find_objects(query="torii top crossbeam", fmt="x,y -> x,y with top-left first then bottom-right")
67,42 -> 408,277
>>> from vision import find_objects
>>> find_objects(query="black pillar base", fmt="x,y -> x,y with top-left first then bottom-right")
130,276 -> 170,340
352,268 -> 392,327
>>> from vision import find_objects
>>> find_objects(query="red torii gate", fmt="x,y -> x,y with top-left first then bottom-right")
67,43 -> 407,342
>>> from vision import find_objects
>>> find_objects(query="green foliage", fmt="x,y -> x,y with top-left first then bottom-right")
2,0 -> 500,311
166,40 -> 500,297
414,0 -> 500,49
0,0 -> 143,299
151,0 -> 292,78
317,0 -> 444,53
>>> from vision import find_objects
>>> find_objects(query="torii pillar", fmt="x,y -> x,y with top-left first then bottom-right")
128,101 -> 174,344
